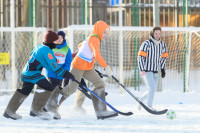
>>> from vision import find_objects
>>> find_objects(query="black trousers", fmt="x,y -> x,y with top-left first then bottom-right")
18,78 -> 54,95
63,78 -> 87,92
48,77 -> 63,89
48,77 -> 87,91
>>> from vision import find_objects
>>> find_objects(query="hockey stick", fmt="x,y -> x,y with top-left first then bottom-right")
76,70 -> 109,99
95,69 -> 108,77
111,76 -> 168,115
77,86 -> 91,99
95,70 -> 168,114
74,79 -> 133,116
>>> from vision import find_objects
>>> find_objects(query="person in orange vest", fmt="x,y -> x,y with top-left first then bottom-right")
71,51 -> 106,114
46,20 -> 118,120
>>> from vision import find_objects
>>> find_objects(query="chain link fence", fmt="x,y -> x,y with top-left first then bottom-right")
0,28 -> 46,91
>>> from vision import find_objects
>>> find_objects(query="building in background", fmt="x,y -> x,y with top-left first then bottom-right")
0,0 -> 200,29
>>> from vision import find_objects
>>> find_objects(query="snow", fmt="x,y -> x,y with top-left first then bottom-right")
0,87 -> 200,133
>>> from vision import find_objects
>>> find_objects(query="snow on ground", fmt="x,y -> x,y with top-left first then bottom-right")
0,87 -> 200,133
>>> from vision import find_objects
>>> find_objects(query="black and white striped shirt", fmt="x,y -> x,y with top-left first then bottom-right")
138,39 -> 168,72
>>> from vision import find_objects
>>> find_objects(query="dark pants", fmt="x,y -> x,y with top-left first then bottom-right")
48,77 -> 63,89
47,77 -> 87,94
48,77 -> 87,92
63,78 -> 87,92
18,78 -> 54,95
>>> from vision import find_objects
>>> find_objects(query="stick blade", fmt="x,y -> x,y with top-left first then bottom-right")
140,102 -> 168,115
118,111 -> 133,116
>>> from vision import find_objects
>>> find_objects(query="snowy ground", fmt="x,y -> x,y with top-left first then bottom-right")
0,87 -> 200,133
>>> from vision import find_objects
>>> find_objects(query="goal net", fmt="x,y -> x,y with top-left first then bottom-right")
186,31 -> 200,92
0,27 -> 46,91
61,25 -> 200,92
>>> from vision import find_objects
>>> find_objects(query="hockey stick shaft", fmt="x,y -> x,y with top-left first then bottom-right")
75,70 -> 106,99
111,76 -> 168,115
74,79 -> 133,116
95,69 -> 108,77
94,70 -> 167,114
77,86 -> 91,99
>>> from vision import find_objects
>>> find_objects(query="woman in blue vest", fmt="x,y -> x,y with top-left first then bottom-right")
44,31 -> 72,119
46,31 -> 72,84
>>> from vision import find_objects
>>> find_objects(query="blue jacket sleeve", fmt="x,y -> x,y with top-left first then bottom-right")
64,48 -> 72,71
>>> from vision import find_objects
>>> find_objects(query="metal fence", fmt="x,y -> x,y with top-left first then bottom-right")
0,27 -> 46,91
63,25 -> 200,92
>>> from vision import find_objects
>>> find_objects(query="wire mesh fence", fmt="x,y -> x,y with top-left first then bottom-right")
0,28 -> 46,91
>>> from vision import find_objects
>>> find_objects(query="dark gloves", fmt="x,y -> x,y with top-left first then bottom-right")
95,69 -> 103,78
161,69 -> 165,78
63,71 -> 75,81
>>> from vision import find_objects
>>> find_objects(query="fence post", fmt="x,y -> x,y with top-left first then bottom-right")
11,0 -> 16,90
153,0 -> 162,92
119,0 -> 123,94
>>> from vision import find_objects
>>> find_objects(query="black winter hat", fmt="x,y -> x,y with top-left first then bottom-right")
44,30 -> 59,44
57,31 -> 66,40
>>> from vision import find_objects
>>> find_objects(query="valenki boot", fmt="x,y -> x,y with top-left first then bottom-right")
3,90 -> 28,120
91,88 -> 118,120
30,88 -> 52,120
73,90 -> 86,114
45,86 -> 66,120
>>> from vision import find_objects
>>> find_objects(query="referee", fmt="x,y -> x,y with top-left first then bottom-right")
137,26 -> 168,110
